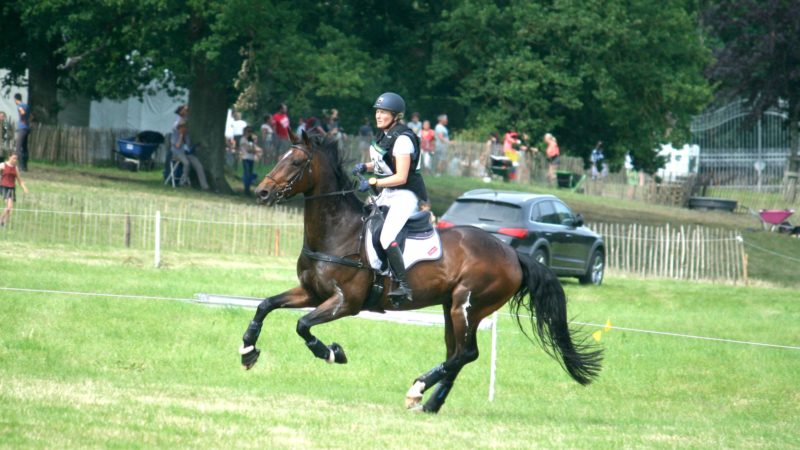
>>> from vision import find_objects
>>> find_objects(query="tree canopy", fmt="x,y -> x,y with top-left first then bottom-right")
2,0 -> 714,178
703,0 -> 800,198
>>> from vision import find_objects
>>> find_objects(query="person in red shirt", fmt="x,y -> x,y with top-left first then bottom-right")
0,153 -> 29,227
271,103 -> 291,158
545,132 -> 560,183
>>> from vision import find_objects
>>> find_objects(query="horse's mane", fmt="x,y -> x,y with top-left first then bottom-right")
304,130 -> 364,210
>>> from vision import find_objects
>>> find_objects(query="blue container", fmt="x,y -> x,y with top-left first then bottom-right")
117,137 -> 160,160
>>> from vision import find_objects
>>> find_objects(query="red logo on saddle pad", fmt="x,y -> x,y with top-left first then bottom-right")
428,246 -> 439,256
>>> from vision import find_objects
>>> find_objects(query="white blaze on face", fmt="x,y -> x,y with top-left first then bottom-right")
281,150 -> 293,161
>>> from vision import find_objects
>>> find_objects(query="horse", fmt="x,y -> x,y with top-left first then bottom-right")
240,131 -> 602,413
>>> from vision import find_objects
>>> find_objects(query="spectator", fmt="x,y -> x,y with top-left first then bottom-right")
305,116 -> 324,134
503,131 -> 521,181
172,104 -> 189,132
0,153 -> 28,227
434,114 -> 451,176
481,132 -> 500,181
271,103 -> 291,158
357,117 -> 373,162
295,116 -> 307,137
324,108 -> 345,150
420,120 -> 435,174
170,120 -> 210,190
239,126 -> 263,196
590,141 -> 606,180
407,112 -> 422,137
230,112 -> 247,170
260,114 -> 274,164
544,132 -> 560,183
13,94 -> 29,172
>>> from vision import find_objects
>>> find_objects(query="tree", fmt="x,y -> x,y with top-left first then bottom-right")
429,0 -> 712,172
703,0 -> 800,200
5,1 -> 382,192
0,1 -> 64,125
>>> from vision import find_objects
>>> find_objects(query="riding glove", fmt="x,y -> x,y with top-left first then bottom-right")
357,178 -> 371,192
351,163 -> 367,175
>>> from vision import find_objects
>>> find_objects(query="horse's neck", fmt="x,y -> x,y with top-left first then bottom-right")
302,188 -> 363,255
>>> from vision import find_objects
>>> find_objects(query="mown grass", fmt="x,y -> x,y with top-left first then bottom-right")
1,242 -> 799,449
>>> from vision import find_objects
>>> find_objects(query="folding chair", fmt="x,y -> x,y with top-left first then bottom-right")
164,157 -> 184,188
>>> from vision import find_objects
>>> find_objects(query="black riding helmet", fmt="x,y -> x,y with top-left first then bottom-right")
373,92 -> 406,115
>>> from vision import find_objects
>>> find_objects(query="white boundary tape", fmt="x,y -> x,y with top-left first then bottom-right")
195,293 -> 494,330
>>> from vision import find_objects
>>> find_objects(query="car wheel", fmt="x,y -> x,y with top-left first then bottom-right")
579,249 -> 604,285
531,248 -> 548,267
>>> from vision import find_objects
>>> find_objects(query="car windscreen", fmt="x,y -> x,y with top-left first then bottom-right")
446,200 -> 522,223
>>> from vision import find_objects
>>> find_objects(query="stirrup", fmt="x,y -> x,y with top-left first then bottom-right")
388,284 -> 412,307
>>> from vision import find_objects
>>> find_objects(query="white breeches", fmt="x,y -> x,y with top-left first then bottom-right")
375,188 -> 419,249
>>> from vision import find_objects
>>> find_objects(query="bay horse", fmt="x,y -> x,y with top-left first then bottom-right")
240,131 -> 602,413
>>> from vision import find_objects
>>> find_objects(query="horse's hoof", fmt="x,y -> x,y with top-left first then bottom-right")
240,345 -> 261,370
407,403 -> 424,413
405,380 -> 425,409
329,342 -> 348,364
405,396 -> 423,410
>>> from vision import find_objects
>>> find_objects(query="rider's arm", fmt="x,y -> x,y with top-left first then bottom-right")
374,154 -> 410,188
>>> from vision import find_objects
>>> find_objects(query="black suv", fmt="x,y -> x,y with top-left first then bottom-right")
438,189 -> 605,285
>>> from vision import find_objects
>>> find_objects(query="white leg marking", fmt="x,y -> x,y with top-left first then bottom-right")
326,348 -> 335,364
239,345 -> 254,355
462,291 -> 472,329
331,282 -> 344,317
405,380 -> 426,409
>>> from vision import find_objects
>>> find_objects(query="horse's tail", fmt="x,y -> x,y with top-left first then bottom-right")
510,253 -> 603,385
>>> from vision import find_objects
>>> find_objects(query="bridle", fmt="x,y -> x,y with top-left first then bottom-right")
264,145 -> 313,203
263,144 -> 357,203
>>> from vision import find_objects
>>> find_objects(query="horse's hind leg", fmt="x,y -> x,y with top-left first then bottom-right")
406,288 -> 481,413
240,286 -> 312,369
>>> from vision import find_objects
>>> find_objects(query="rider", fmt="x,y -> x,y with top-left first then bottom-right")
352,92 -> 428,305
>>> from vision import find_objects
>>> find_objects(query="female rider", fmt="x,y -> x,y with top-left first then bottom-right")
352,92 -> 428,305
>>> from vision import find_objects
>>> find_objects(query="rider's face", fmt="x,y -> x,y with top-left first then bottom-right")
375,109 -> 395,130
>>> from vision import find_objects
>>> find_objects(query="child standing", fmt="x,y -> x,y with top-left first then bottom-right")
0,153 -> 29,227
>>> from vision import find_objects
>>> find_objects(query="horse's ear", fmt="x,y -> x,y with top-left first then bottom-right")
289,129 -> 299,144
301,130 -> 311,148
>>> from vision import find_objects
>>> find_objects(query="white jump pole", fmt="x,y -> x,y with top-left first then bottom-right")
154,210 -> 161,268
488,310 -> 498,401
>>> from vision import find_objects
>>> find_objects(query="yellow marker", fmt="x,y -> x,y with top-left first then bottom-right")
592,330 -> 603,342
604,319 -> 612,332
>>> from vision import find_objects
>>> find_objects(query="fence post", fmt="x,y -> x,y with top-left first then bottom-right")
125,212 -> 131,248
154,210 -> 161,268
488,311 -> 499,402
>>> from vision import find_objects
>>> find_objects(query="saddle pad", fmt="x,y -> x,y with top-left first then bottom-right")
366,227 -> 443,273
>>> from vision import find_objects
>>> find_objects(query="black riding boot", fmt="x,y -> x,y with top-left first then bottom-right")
385,242 -> 412,306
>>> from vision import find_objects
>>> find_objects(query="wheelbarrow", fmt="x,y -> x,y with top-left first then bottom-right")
753,208 -> 795,232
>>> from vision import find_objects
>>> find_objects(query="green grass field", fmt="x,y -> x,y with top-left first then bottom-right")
1,162 -> 799,448
2,242 -> 799,449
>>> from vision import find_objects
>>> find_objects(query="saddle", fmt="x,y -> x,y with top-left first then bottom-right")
360,205 -> 442,312
364,205 -> 442,273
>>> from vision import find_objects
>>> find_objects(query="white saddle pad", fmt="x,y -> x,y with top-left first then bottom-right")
365,228 -> 443,273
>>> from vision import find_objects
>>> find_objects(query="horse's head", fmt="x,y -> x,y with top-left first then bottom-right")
256,133 -> 315,206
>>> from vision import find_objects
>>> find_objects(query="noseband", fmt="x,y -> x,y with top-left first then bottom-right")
265,145 -> 313,203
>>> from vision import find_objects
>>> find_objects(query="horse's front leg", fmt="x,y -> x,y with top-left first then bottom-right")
240,286 -> 313,369
296,290 -> 359,364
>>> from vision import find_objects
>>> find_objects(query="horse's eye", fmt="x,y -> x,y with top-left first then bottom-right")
291,159 -> 303,167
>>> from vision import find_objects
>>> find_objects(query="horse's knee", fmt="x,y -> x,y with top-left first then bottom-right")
296,316 -> 312,340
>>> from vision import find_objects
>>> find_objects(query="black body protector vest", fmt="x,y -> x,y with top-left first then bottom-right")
372,123 -> 429,202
